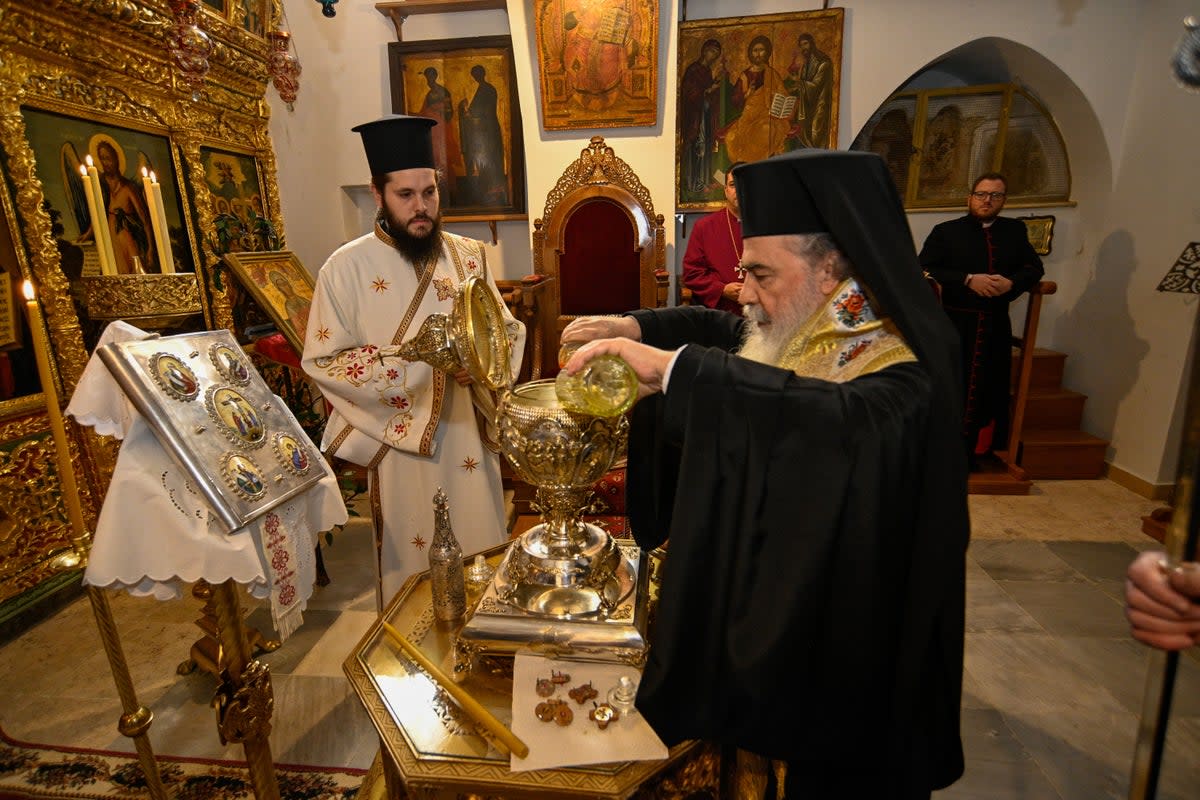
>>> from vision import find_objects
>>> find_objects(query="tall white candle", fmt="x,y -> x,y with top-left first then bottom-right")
78,165 -> 105,276
141,167 -> 169,274
148,172 -> 175,274
85,156 -> 118,276
21,281 -> 89,544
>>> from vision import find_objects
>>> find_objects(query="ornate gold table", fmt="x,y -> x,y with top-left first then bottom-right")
343,543 -> 720,799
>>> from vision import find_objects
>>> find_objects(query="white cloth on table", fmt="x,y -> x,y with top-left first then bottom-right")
510,653 -> 667,772
67,321 -> 348,640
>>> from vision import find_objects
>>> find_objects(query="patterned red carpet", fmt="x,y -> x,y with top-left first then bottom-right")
0,727 -> 363,799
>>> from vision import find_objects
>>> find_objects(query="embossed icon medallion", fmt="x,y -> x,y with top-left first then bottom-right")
205,386 -> 266,447
149,352 -> 200,401
220,452 -> 267,500
272,432 -> 312,475
210,342 -> 251,385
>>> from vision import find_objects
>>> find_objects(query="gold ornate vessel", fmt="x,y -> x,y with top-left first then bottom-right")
398,277 -> 650,666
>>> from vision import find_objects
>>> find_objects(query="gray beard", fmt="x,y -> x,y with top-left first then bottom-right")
738,325 -> 786,366
738,304 -> 795,366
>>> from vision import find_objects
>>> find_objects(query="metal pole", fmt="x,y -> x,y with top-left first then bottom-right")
1129,310 -> 1200,799
85,587 -> 169,800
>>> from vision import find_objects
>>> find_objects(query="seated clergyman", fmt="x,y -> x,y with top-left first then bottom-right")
560,150 -> 971,799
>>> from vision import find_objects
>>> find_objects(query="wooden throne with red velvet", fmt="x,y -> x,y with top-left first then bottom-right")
531,136 -> 668,379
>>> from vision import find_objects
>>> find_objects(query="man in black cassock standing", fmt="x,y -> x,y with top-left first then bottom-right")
561,150 -> 969,798
918,172 -> 1044,469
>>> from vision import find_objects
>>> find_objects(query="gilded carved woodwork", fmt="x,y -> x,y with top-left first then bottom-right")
0,417 -> 90,596
215,659 -> 275,745
537,136 -> 659,228
83,273 -> 203,321
0,0 -> 286,607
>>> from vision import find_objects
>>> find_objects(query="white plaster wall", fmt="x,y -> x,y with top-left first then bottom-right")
266,0 -> 1197,488
1052,2 -> 1200,485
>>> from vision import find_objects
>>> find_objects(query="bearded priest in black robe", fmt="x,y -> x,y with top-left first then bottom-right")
560,150 -> 970,798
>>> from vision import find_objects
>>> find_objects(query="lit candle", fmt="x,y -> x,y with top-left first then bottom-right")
141,167 -> 169,274
78,165 -> 105,277
85,155 -> 118,276
148,171 -> 175,274
21,281 -> 89,550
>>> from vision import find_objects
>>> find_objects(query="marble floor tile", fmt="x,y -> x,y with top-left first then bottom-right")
1157,715 -> 1200,799
289,610 -> 377,678
1002,707 -> 1140,799
307,519 -> 378,614
1051,636 -> 1200,717
1044,540 -> 1141,583
964,632 -> 1128,717
933,708 -> 1063,799
1,478 -> 1196,795
934,756 -> 1064,799
244,607 -> 343,675
265,674 -> 375,768
998,579 -> 1131,637
970,540 -> 1085,582
965,570 -> 1044,634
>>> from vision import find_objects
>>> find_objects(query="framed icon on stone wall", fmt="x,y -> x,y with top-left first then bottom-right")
676,8 -> 844,211
1020,215 -> 1055,256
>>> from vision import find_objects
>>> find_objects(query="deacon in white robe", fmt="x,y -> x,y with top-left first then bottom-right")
302,115 -> 524,607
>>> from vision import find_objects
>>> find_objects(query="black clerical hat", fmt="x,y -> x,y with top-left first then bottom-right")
733,151 -> 832,238
351,115 -> 436,175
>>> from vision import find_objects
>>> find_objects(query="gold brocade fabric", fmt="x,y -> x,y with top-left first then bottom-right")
776,278 -> 917,382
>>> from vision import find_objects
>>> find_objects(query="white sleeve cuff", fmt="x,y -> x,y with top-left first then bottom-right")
662,346 -> 686,394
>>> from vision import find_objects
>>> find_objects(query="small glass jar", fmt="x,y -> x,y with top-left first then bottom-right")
464,553 -> 493,592
555,353 -> 638,418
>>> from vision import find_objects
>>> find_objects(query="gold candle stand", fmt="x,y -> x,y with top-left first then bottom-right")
22,280 -> 167,800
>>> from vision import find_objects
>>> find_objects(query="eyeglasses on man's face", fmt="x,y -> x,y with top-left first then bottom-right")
970,191 -> 1006,201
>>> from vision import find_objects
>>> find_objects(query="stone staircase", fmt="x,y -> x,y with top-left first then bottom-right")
1009,347 -> 1108,479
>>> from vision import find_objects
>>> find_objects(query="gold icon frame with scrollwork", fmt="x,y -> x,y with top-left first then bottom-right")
0,0 -> 286,605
